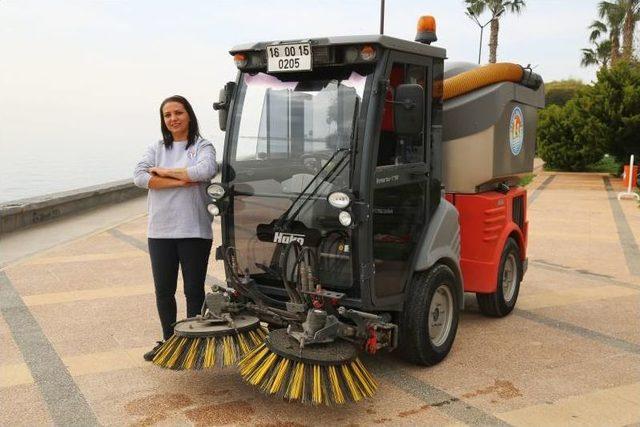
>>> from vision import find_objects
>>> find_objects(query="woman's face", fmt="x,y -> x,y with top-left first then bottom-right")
162,101 -> 190,138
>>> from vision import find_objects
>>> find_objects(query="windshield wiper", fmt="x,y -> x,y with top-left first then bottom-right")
275,147 -> 350,230
269,93 -> 360,231
277,96 -> 360,230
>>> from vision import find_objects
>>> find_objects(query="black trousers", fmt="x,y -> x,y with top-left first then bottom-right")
148,238 -> 213,340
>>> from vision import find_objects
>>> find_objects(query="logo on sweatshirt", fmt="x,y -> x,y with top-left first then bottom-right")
187,147 -> 196,159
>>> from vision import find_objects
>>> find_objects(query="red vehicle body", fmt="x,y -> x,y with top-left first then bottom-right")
446,187 -> 528,294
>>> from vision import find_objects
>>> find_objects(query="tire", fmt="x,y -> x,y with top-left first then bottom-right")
476,237 -> 522,317
400,264 -> 460,366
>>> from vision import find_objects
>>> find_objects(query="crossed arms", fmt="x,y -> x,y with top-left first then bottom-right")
133,142 -> 217,190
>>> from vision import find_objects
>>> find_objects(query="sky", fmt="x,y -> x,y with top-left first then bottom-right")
0,0 -> 604,200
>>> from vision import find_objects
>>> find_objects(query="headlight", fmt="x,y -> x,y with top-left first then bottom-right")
207,184 -> 225,199
338,211 -> 352,227
328,191 -> 351,209
207,204 -> 220,216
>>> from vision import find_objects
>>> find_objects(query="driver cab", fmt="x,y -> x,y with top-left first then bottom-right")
217,37 -> 444,310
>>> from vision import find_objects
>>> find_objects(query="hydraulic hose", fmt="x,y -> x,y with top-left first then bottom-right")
443,62 -> 542,101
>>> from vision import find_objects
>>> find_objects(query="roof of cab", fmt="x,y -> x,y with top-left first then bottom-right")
229,34 -> 446,59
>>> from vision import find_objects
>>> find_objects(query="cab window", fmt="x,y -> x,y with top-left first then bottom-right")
376,64 -> 426,167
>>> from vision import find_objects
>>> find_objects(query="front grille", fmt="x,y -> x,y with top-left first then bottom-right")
512,195 -> 524,229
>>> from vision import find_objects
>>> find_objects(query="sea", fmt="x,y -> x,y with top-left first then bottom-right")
0,133 -> 225,205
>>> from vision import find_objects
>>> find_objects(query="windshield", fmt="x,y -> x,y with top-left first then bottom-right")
225,67 -> 373,293
229,69 -> 370,182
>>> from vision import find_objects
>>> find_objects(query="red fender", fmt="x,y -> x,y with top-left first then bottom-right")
446,187 -> 528,294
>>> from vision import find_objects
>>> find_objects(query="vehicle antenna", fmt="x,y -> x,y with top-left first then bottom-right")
380,0 -> 385,34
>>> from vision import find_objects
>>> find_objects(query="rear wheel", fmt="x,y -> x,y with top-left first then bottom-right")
476,237 -> 522,317
400,264 -> 460,366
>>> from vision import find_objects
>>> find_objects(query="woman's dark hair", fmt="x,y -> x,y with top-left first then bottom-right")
159,95 -> 201,149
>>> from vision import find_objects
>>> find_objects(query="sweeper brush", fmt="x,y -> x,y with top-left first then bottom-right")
152,313 -> 267,370
238,329 -> 378,405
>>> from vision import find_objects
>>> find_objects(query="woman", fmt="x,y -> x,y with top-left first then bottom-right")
133,95 -> 217,360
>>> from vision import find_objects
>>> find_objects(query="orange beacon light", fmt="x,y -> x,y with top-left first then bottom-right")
415,15 -> 437,44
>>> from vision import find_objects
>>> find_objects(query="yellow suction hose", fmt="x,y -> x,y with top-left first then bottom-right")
443,63 -> 525,101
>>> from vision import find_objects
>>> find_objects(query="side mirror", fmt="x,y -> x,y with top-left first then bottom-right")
213,81 -> 236,131
393,84 -> 424,135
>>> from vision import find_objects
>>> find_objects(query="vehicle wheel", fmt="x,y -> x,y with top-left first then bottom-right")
400,264 -> 460,366
476,237 -> 522,317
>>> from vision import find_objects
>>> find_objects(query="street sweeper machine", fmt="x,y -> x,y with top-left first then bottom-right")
151,16 -> 544,405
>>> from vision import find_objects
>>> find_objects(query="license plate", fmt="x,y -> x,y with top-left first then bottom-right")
267,43 -> 312,73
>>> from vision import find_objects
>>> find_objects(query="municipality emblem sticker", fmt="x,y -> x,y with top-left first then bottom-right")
509,106 -> 524,156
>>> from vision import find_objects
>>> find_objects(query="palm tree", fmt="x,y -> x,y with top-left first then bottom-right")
588,3 -> 625,65
464,0 -> 526,63
588,18 -> 621,65
581,39 -> 613,67
617,0 -> 640,59
596,1 -> 640,63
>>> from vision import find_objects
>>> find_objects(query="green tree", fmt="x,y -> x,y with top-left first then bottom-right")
581,39 -> 613,68
537,62 -> 640,171
599,0 -> 640,60
537,102 -> 608,171
620,0 -> 640,60
589,4 -> 625,65
464,0 -> 526,63
587,61 -> 640,162
545,80 -> 587,106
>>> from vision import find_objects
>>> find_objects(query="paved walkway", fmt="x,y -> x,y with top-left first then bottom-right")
1,173 -> 639,426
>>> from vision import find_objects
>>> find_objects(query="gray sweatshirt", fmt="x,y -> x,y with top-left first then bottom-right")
133,138 -> 217,239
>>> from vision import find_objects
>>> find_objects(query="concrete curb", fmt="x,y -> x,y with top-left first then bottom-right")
0,179 -> 145,235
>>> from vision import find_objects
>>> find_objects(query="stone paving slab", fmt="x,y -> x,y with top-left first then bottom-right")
1,172 -> 639,426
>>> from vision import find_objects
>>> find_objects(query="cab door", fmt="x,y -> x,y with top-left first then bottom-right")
371,55 -> 431,301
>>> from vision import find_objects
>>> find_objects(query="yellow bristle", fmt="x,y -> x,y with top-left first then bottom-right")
286,362 -> 305,401
250,328 -> 266,345
312,365 -> 323,405
237,341 -> 379,405
239,345 -> 270,376
166,336 -> 189,368
204,338 -> 216,368
268,358 -> 291,395
183,337 -> 201,369
354,359 -> 377,388
247,352 -> 278,385
341,364 -> 364,402
151,322 -> 265,370
152,335 -> 178,366
162,336 -> 183,364
351,359 -> 377,396
327,365 -> 345,405
236,333 -> 250,355
222,335 -> 236,366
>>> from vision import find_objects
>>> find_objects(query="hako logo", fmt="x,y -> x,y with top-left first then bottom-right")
273,232 -> 305,245
509,106 -> 524,156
